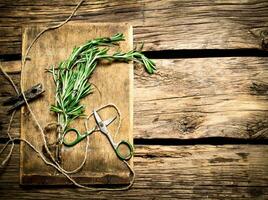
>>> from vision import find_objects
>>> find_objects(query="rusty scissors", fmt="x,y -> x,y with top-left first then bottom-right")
63,109 -> 133,161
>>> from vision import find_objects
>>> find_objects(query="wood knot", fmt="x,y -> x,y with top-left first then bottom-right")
246,115 -> 268,139
248,28 -> 268,50
250,82 -> 268,95
260,30 -> 268,50
261,38 -> 268,50
177,115 -> 204,134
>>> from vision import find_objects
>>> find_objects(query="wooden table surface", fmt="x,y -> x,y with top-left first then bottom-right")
0,0 -> 268,199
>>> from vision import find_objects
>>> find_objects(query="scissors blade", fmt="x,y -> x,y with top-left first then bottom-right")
93,110 -> 117,134
93,109 -> 102,124
103,116 -> 117,127
93,109 -> 109,133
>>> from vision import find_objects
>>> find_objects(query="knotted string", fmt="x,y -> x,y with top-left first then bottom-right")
0,0 -> 135,191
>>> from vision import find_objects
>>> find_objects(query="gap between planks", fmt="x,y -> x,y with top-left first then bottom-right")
1,48 -> 268,63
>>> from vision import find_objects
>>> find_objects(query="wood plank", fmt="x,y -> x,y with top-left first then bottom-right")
20,23 -> 133,185
1,57 -> 267,140
1,0 -> 268,55
0,61 -> 21,73
0,71 -> 21,138
0,144 -> 268,199
0,57 -> 268,139
134,57 -> 268,140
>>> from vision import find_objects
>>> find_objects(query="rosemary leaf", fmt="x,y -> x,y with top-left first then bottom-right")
48,33 -> 156,138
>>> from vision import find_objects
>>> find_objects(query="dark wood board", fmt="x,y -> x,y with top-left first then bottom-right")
1,144 -> 268,199
1,0 -> 268,54
20,23 -> 133,185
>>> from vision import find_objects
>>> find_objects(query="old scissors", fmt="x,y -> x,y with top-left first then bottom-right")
3,83 -> 44,112
63,115 -> 116,147
93,110 -> 133,161
63,109 -> 133,160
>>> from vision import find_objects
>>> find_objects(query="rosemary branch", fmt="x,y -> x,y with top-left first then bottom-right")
48,33 -> 155,138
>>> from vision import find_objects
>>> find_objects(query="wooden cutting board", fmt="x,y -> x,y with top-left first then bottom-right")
20,23 -> 133,185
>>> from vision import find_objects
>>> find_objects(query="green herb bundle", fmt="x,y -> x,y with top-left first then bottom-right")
48,33 -> 155,139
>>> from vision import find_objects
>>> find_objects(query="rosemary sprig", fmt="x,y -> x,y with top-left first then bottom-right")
48,33 -> 155,137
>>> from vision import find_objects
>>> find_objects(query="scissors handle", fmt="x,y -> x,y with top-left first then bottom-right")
63,128 -> 92,147
115,140 -> 133,161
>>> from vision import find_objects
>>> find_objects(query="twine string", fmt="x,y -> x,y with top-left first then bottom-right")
0,0 -> 135,191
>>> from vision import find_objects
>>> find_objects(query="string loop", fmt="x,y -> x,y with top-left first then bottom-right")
0,0 -> 135,191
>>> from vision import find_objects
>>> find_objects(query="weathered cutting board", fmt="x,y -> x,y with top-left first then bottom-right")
20,23 -> 133,185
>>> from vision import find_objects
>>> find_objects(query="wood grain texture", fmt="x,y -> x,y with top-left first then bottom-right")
0,61 -> 21,73
0,144 -> 268,199
1,57 -> 267,140
134,57 -> 268,140
1,0 -> 268,55
20,23 -> 133,185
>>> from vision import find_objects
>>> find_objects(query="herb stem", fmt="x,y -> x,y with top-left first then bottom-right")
49,33 -> 156,140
